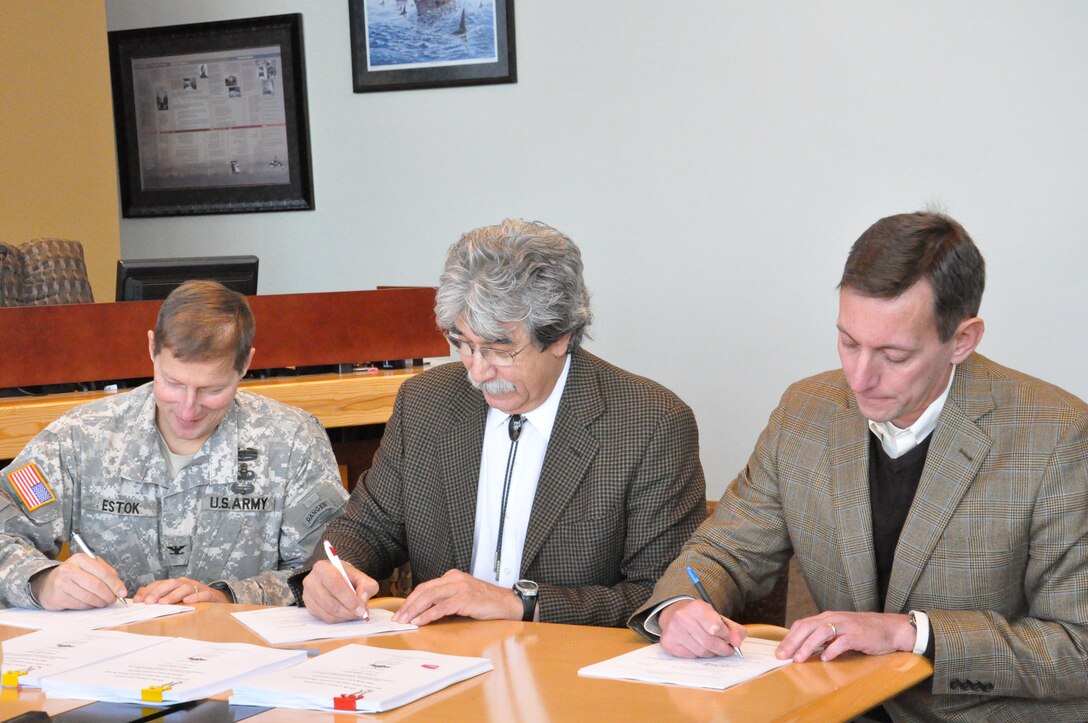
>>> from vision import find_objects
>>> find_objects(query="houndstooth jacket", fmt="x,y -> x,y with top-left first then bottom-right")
309,348 -> 706,627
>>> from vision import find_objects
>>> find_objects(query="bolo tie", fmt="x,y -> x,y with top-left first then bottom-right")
493,414 -> 524,581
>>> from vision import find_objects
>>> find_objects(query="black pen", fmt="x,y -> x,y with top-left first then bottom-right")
71,531 -> 128,606
686,565 -> 743,658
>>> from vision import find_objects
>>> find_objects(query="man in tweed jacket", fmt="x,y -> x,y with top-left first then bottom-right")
631,212 -> 1088,721
296,219 -> 705,628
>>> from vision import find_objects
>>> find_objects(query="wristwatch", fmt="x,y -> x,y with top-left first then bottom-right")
513,579 -> 539,622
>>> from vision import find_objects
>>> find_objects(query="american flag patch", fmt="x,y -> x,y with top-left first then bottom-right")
6,462 -> 57,511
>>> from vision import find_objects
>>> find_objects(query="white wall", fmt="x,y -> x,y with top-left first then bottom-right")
106,1 -> 1088,498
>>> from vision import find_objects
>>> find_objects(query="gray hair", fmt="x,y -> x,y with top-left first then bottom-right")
434,219 -> 593,351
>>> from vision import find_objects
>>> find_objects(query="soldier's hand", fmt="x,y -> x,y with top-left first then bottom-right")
134,577 -> 231,605
30,554 -> 128,610
391,569 -> 523,626
302,559 -> 378,623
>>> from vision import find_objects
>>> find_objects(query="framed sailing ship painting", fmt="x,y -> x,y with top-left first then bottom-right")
348,0 -> 516,93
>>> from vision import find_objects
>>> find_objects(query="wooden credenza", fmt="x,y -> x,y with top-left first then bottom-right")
0,288 -> 448,463
0,368 -> 426,460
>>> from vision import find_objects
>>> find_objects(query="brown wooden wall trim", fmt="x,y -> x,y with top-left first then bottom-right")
0,288 -> 446,388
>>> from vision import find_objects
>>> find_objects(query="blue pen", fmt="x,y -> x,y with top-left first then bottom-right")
686,566 -> 743,658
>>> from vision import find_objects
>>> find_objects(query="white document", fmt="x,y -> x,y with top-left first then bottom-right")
231,606 -> 416,644
40,637 -> 306,705
1,629 -> 172,688
230,643 -> 493,713
0,602 -> 193,630
577,638 -> 791,690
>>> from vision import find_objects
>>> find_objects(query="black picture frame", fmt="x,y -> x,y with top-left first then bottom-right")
108,14 -> 314,217
349,0 -> 516,93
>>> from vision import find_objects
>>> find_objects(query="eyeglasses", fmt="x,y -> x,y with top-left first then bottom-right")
445,332 -> 531,367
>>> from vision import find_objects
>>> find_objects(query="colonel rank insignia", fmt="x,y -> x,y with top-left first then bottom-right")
6,462 -> 57,511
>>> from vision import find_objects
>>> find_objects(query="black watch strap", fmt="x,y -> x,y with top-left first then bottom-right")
209,581 -> 236,603
514,580 -> 538,622
520,594 -> 535,621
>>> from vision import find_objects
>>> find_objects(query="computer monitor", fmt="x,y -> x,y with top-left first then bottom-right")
115,255 -> 259,301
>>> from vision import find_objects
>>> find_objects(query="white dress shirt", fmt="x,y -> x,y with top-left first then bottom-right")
470,355 -> 571,588
867,366 -> 956,459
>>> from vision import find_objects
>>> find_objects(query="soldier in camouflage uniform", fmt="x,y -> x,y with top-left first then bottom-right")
0,281 -> 347,609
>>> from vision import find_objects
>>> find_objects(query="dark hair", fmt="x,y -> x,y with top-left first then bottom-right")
839,212 -> 985,341
434,219 -> 593,351
153,280 -> 255,372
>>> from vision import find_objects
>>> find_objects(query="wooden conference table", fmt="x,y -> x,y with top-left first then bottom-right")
0,367 -> 426,460
0,601 -> 933,722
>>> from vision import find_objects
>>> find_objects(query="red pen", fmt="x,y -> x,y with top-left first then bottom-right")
324,540 -> 369,621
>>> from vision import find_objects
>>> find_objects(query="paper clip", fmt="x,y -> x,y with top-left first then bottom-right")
1,670 -> 28,688
141,682 -> 175,703
333,691 -> 365,711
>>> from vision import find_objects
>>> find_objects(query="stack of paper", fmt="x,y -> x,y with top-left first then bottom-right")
230,606 -> 416,644
40,637 -> 306,705
577,638 -> 791,690
230,644 -> 493,713
0,602 -> 193,630
1,629 -> 171,688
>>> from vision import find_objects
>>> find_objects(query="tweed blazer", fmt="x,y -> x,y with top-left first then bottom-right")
310,348 -> 705,627
631,353 -> 1088,722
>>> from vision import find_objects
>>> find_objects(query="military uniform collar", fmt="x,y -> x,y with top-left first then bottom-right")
119,384 -> 241,487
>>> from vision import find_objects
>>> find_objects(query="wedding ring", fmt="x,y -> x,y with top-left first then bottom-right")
193,584 -> 199,596
827,622 -> 837,638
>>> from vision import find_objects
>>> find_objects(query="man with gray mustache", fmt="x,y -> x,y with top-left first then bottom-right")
292,219 -> 705,627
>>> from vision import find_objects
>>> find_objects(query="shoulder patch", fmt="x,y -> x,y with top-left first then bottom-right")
6,462 -> 57,512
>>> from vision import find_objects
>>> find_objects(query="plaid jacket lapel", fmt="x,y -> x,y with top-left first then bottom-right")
829,405 -> 882,612
440,379 -> 488,572
885,356 -> 994,612
521,350 -> 603,573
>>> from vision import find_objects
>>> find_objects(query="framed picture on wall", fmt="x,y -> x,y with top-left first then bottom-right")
348,0 -> 516,93
108,14 -> 315,217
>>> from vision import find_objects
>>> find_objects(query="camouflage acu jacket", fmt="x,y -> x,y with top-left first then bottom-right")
0,383 -> 347,607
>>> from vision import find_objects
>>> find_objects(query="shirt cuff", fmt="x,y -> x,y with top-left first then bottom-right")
643,595 -> 695,636
909,609 -> 930,655
26,563 -> 61,609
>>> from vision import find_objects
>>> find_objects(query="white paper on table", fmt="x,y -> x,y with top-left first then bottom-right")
0,601 -> 193,630
577,638 -> 791,690
40,637 -> 306,705
1,629 -> 173,687
230,606 -> 416,644
230,643 -> 493,713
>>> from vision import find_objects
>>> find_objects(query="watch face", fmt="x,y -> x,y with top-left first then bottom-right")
515,580 -> 538,596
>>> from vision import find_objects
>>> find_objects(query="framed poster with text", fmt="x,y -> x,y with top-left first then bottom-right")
108,14 -> 314,217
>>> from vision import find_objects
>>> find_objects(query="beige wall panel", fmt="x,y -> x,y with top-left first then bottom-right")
0,0 -> 121,301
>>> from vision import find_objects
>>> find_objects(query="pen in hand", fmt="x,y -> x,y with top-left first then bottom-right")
70,531 -> 128,606
324,540 -> 369,621
686,565 -> 743,658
